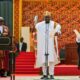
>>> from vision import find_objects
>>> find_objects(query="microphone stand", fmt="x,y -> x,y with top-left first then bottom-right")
45,23 -> 49,79
10,37 -> 15,80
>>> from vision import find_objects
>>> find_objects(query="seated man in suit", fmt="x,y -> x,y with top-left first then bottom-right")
17,37 -> 27,52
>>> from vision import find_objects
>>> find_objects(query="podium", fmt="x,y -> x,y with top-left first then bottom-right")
0,36 -> 12,70
0,36 -> 15,80
0,36 -> 12,50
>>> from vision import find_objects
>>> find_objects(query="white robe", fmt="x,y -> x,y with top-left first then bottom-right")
35,20 -> 61,68
73,29 -> 80,43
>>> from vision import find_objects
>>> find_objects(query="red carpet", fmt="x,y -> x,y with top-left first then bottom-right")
15,52 -> 80,75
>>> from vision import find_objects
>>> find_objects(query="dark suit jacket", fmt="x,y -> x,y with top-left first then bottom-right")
77,42 -> 80,53
17,42 -> 27,52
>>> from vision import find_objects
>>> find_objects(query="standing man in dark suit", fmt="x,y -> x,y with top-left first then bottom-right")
17,37 -> 27,52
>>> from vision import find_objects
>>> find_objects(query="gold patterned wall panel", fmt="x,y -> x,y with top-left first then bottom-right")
22,0 -> 80,50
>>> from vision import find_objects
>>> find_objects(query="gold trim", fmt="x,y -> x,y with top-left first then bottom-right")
13,0 -> 14,36
19,0 -> 22,41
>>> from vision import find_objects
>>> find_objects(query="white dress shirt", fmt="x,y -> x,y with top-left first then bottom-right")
19,42 -> 23,51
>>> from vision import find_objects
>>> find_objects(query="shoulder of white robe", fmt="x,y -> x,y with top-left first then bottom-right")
73,29 -> 80,36
35,22 -> 39,29
55,23 -> 61,34
35,21 -> 44,29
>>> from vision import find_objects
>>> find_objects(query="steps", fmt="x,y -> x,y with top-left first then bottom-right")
15,52 -> 40,74
15,52 -> 80,75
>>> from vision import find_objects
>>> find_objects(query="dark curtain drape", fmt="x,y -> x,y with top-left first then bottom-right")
0,0 -> 13,35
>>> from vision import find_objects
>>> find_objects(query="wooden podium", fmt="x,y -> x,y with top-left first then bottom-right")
0,36 -> 12,50
0,36 -> 15,80
65,43 -> 78,64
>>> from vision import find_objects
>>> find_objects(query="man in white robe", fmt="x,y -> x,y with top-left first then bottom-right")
35,11 -> 61,79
